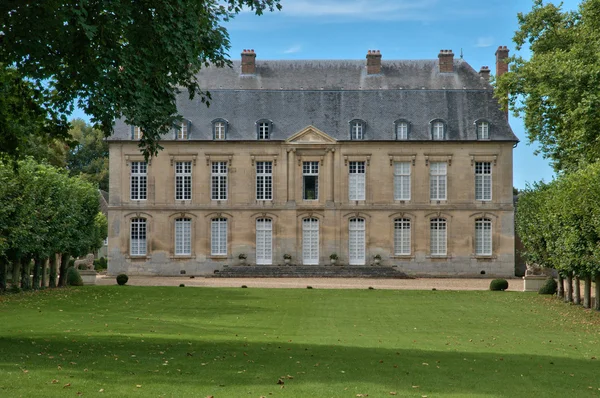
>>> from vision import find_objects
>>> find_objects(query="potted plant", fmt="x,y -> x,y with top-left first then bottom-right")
283,253 -> 292,265
238,253 -> 247,266
329,253 -> 338,266
373,254 -> 382,266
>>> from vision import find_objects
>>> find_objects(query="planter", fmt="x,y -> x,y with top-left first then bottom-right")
330,259 -> 337,266
373,259 -> 381,266
239,259 -> 246,266
284,259 -> 291,265
79,270 -> 97,285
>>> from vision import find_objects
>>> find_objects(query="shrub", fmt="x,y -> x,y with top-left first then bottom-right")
116,274 -> 128,286
94,257 -> 107,271
68,258 -> 75,268
489,279 -> 509,291
179,283 -> 185,287
539,278 -> 558,295
9,285 -> 21,294
66,266 -> 84,286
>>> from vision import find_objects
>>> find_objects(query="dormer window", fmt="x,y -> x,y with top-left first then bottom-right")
131,126 -> 143,140
477,121 -> 490,140
431,120 -> 446,140
350,119 -> 366,140
395,120 -> 410,140
257,120 -> 272,140
174,120 -> 190,140
212,119 -> 228,140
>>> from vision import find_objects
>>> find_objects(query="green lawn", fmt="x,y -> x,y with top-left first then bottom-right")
1,286 -> 599,397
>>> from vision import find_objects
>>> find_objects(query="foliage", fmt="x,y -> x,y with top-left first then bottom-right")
329,253 -> 339,260
66,119 -> 109,191
495,0 -> 600,172
116,274 -> 129,286
0,1 -> 281,161
66,266 -> 83,286
283,253 -> 292,260
238,253 -> 247,260
489,279 -> 509,291
539,278 -> 558,295
0,288 -> 599,397
94,257 -> 108,271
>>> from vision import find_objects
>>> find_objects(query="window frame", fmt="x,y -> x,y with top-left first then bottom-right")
476,120 -> 490,140
429,162 -> 447,201
430,217 -> 447,256
130,217 -> 147,256
175,161 -> 192,201
349,119 -> 366,140
302,161 -> 319,201
475,161 -> 492,201
475,218 -> 492,256
394,119 -> 410,140
174,120 -> 191,140
256,119 -> 272,140
212,118 -> 228,140
210,217 -> 228,256
348,161 -> 366,201
393,161 -> 411,201
211,161 -> 228,201
130,161 -> 148,201
131,126 -> 143,140
431,120 -> 446,140
174,218 -> 192,256
256,161 -> 273,201
394,218 -> 411,256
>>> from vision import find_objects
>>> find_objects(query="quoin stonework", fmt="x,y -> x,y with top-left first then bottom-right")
107,47 -> 517,277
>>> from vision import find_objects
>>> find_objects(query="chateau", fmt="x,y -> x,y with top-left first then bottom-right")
107,47 -> 517,277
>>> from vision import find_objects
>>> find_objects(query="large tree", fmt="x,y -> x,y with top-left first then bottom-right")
67,119 -> 109,191
495,0 -> 600,172
0,0 -> 281,160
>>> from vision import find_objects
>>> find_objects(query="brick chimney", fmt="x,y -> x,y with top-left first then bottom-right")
438,49 -> 454,73
366,50 -> 382,75
495,46 -> 510,117
479,66 -> 490,81
241,49 -> 256,75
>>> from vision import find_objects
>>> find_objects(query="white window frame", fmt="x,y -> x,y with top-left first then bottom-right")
302,218 -> 320,265
130,218 -> 147,256
132,126 -> 143,140
255,218 -> 273,265
176,121 -> 188,140
349,217 -> 366,265
393,162 -> 411,200
211,161 -> 228,200
475,218 -> 492,256
175,161 -> 192,201
130,161 -> 147,201
211,218 -> 227,256
430,218 -> 447,256
258,122 -> 270,140
302,161 -> 319,201
475,162 -> 492,201
174,218 -> 192,256
394,218 -> 411,256
477,121 -> 489,140
351,121 -> 364,140
432,121 -> 444,140
349,161 -> 366,201
429,162 -> 447,201
214,121 -> 226,140
396,121 -> 408,140
256,161 -> 273,200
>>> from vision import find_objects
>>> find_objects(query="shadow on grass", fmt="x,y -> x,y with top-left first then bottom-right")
0,335 -> 598,397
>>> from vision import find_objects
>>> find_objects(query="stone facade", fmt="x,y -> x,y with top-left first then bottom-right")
107,48 -> 518,277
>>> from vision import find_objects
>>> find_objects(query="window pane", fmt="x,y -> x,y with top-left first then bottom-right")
130,161 -> 147,200
130,218 -> 147,256
349,161 -> 365,201
394,162 -> 411,200
394,218 -> 411,255
396,122 -> 408,140
175,161 -> 192,200
211,218 -> 227,255
256,161 -> 273,200
475,162 -> 492,200
175,218 -> 191,255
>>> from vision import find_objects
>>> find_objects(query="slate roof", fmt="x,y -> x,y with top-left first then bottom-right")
110,59 -> 518,142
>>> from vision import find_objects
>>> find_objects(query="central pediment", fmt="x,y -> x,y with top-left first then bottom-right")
286,125 -> 336,144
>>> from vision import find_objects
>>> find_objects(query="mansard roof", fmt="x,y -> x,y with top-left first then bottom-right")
110,58 -> 518,142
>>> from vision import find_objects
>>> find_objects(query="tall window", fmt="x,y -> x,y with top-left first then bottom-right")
429,162 -> 447,200
130,218 -> 147,256
350,121 -> 364,140
475,218 -> 492,255
349,161 -> 366,201
175,161 -> 192,200
132,126 -> 143,140
432,121 -> 444,140
303,161 -> 319,200
394,162 -> 411,200
394,218 -> 411,255
396,121 -> 408,140
256,161 -> 273,200
477,121 -> 489,140
211,162 -> 228,200
175,218 -> 191,256
349,218 -> 366,265
256,218 -> 273,265
211,218 -> 227,255
214,121 -> 226,140
475,162 -> 492,201
258,122 -> 270,140
176,121 -> 188,140
430,218 -> 447,256
130,161 -> 147,200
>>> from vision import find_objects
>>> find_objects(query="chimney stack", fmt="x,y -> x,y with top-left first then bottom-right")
479,66 -> 490,81
495,46 -> 510,118
366,50 -> 382,75
241,49 -> 256,75
438,49 -> 454,73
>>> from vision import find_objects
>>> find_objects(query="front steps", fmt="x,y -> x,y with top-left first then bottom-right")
211,265 -> 411,279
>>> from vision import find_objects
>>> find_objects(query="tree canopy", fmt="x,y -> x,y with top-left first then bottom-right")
0,0 -> 281,161
495,0 -> 600,172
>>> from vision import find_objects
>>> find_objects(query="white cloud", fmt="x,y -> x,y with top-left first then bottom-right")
475,36 -> 494,48
283,44 -> 302,54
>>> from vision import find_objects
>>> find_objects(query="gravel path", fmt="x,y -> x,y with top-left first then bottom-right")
97,275 -> 524,291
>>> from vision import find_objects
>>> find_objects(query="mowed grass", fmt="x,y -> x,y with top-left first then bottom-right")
1,287 -> 600,397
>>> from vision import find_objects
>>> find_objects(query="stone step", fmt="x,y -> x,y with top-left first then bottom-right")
210,265 -> 411,279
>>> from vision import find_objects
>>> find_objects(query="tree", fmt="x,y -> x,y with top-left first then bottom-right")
0,1 -> 281,161
67,119 -> 109,191
495,0 -> 600,172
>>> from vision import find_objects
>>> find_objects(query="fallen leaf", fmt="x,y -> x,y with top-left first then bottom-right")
63,383 -> 71,388
99,389 -> 104,393
136,385 -> 142,388
277,379 -> 284,385
51,379 -> 59,384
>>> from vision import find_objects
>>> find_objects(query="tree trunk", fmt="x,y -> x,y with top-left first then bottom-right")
565,274 -> 573,303
58,253 -> 70,287
49,253 -> 58,288
595,275 -> 600,311
32,256 -> 43,290
0,258 -> 7,292
557,275 -> 565,298
20,257 -> 31,290
573,276 -> 581,305
41,258 -> 48,288
583,275 -> 591,309
11,257 -> 21,290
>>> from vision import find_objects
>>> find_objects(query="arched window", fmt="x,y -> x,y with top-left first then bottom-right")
394,218 -> 411,255
349,119 -> 366,140
395,120 -> 410,140
175,218 -> 191,256
431,120 -> 446,140
212,118 -> 228,140
302,218 -> 319,265
130,218 -> 147,256
430,218 -> 447,256
349,218 -> 366,265
475,218 -> 492,255
211,218 -> 227,255
256,218 -> 273,265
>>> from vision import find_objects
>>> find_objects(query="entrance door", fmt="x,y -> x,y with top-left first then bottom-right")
349,218 -> 365,265
256,218 -> 272,265
302,218 -> 319,265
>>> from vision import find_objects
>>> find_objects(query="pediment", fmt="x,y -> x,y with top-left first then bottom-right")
286,126 -> 336,144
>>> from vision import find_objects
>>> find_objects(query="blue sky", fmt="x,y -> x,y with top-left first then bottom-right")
71,0 -> 580,188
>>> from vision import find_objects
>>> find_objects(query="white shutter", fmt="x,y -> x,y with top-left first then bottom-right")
349,218 -> 366,265
256,218 -> 272,265
302,218 -> 319,265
